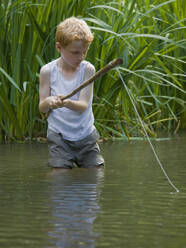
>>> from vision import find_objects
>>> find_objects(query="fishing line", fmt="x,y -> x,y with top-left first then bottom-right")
117,68 -> 179,193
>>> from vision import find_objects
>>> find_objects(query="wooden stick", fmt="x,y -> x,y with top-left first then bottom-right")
60,58 -> 123,100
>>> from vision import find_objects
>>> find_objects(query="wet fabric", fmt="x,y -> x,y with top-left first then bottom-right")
47,128 -> 104,169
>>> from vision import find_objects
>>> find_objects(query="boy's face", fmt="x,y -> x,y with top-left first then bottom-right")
57,40 -> 89,68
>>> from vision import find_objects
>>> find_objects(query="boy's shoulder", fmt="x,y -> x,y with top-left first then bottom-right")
40,59 -> 58,75
83,60 -> 95,79
84,60 -> 95,75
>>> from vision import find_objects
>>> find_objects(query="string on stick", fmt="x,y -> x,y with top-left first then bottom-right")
117,68 -> 179,193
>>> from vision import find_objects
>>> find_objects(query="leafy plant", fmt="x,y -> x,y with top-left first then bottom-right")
0,0 -> 185,142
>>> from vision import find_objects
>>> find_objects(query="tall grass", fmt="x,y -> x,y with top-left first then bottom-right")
88,0 -> 186,139
0,0 -> 185,142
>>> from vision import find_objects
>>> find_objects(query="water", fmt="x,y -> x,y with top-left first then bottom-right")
0,133 -> 186,248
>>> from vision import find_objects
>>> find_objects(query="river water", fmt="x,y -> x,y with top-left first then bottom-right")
0,133 -> 186,248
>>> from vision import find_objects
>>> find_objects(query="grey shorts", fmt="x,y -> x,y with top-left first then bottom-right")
47,129 -> 104,169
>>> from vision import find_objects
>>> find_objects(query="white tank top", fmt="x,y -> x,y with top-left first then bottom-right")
47,59 -> 95,141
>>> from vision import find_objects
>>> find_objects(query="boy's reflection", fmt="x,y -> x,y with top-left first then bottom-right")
47,168 -> 104,248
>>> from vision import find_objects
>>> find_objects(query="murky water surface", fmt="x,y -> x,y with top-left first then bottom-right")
0,133 -> 186,248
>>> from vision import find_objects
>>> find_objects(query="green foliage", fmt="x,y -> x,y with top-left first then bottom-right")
0,0 -> 185,142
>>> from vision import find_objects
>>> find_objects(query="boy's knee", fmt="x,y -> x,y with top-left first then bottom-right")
48,158 -> 74,169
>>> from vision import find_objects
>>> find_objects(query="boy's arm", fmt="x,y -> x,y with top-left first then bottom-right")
62,63 -> 95,113
39,64 -> 64,113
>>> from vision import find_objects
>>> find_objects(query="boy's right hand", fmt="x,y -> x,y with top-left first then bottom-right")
48,96 -> 64,110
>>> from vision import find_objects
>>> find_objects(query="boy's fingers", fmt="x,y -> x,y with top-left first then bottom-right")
49,97 -> 64,110
49,103 -> 54,109
57,95 -> 64,100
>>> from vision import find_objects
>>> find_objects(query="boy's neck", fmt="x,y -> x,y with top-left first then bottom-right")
59,57 -> 79,73
57,58 -> 80,79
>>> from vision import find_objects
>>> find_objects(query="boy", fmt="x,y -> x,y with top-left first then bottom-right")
39,17 -> 104,169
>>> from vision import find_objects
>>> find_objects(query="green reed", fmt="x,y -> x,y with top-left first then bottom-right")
0,0 -> 185,142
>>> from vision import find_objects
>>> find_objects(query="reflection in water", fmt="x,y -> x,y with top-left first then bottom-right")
47,168 -> 104,248
0,134 -> 186,248
0,144 -> 104,248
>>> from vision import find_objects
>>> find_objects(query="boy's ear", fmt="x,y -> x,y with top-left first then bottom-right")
56,42 -> 62,53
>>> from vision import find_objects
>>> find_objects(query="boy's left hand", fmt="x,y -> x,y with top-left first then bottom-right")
49,95 -> 65,109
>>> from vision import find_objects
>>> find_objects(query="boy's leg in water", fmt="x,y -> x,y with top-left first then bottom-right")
47,129 -> 75,169
74,129 -> 105,168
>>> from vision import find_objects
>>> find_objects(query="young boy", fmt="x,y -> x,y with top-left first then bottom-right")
39,17 -> 104,169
